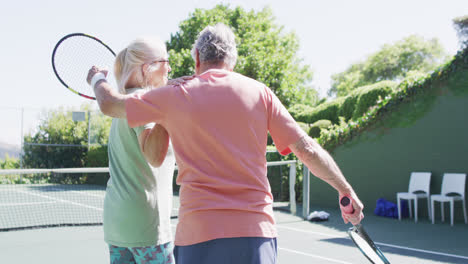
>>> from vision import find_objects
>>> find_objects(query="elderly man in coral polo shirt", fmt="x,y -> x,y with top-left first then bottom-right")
88,23 -> 364,264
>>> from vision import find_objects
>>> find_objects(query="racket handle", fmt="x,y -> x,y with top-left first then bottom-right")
340,195 -> 355,214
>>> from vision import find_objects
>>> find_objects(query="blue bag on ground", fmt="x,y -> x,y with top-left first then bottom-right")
374,198 -> 408,218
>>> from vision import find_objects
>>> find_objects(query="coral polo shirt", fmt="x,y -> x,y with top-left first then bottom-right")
125,69 -> 306,246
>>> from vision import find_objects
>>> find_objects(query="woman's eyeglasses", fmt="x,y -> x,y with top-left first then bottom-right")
150,59 -> 169,65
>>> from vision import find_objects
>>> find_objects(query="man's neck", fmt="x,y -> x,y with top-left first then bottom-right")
197,62 -> 231,75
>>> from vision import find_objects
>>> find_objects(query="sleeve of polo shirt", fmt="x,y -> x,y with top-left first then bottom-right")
267,87 -> 307,155
125,88 -> 167,128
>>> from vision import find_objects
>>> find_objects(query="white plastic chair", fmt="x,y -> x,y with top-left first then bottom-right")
397,172 -> 432,222
431,173 -> 468,226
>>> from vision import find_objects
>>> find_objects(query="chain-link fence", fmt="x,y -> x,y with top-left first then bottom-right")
0,106 -> 110,166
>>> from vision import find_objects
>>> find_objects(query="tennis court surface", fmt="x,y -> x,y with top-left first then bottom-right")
1,170 -> 468,263
2,205 -> 468,263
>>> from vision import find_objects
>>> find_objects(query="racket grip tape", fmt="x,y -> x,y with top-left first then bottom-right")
340,195 -> 355,214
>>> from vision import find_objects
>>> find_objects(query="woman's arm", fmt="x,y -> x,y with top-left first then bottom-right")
93,80 -> 128,118
138,124 -> 170,168
87,68 -> 128,118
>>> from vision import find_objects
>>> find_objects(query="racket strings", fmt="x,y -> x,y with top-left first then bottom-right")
52,35 -> 116,98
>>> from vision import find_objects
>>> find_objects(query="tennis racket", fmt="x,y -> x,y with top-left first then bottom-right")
51,33 -> 116,100
340,196 -> 391,264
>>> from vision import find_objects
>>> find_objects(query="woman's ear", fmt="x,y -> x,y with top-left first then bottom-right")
141,64 -> 148,79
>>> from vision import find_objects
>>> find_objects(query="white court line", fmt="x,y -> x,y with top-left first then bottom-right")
375,242 -> 468,260
276,225 -> 468,260
14,189 -> 102,211
47,186 -> 105,198
279,247 -> 354,264
0,185 -> 105,198
277,225 -> 342,238
0,201 -> 57,206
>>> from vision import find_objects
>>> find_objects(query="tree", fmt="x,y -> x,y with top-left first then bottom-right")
21,104 -> 111,168
329,35 -> 449,97
453,15 -> 468,50
166,4 -> 317,107
0,154 -> 19,169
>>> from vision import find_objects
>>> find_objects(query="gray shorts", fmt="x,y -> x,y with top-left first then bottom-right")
174,237 -> 277,264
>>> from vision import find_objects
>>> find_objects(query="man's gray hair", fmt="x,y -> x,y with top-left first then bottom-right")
191,23 -> 237,69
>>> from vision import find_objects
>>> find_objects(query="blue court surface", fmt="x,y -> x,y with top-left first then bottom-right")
1,205 -> 467,264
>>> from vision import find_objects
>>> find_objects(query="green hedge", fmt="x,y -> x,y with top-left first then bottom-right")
318,47 -> 468,152
292,97 -> 344,124
288,104 -> 314,123
309,120 -> 332,138
85,145 -> 109,167
339,94 -> 358,121
290,81 -> 396,124
350,81 -> 397,119
0,155 -> 20,169
296,121 -> 310,135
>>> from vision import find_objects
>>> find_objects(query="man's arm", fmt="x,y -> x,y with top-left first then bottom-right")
289,135 -> 364,225
138,124 -> 170,168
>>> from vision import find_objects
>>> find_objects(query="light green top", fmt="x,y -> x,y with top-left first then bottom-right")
104,88 -> 175,247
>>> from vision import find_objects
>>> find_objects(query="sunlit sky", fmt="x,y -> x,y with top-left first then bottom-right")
1,0 -> 467,146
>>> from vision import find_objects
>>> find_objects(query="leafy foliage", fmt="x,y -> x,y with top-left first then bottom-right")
453,15 -> 468,50
287,104 -> 314,123
350,81 -> 397,120
289,80 -> 396,125
329,35 -> 449,97
21,104 -> 111,168
309,120 -> 332,138
86,145 -> 109,167
0,154 -> 19,169
296,121 -> 310,135
318,47 -> 468,152
166,4 -> 317,107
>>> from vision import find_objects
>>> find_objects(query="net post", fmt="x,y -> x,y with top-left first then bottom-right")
279,165 -> 283,200
302,165 -> 310,220
289,162 -> 297,215
20,107 -> 24,171
87,111 -> 91,149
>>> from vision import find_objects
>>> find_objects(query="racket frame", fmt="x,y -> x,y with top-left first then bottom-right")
340,196 -> 391,264
51,33 -> 116,100
348,224 -> 390,264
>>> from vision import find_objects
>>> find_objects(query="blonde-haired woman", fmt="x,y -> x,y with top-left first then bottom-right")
94,36 -> 176,264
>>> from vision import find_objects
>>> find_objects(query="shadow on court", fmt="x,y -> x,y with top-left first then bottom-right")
321,237 -> 467,264
274,204 -> 468,264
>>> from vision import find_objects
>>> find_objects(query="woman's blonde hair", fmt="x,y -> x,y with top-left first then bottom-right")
114,36 -> 167,94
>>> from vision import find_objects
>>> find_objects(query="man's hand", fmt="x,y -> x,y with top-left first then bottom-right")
167,75 -> 195,86
339,193 -> 364,225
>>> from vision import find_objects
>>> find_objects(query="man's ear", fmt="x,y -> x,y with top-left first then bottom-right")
195,49 -> 200,69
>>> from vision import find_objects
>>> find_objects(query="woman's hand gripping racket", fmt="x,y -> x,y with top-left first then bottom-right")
340,196 -> 391,264
51,33 -> 116,100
